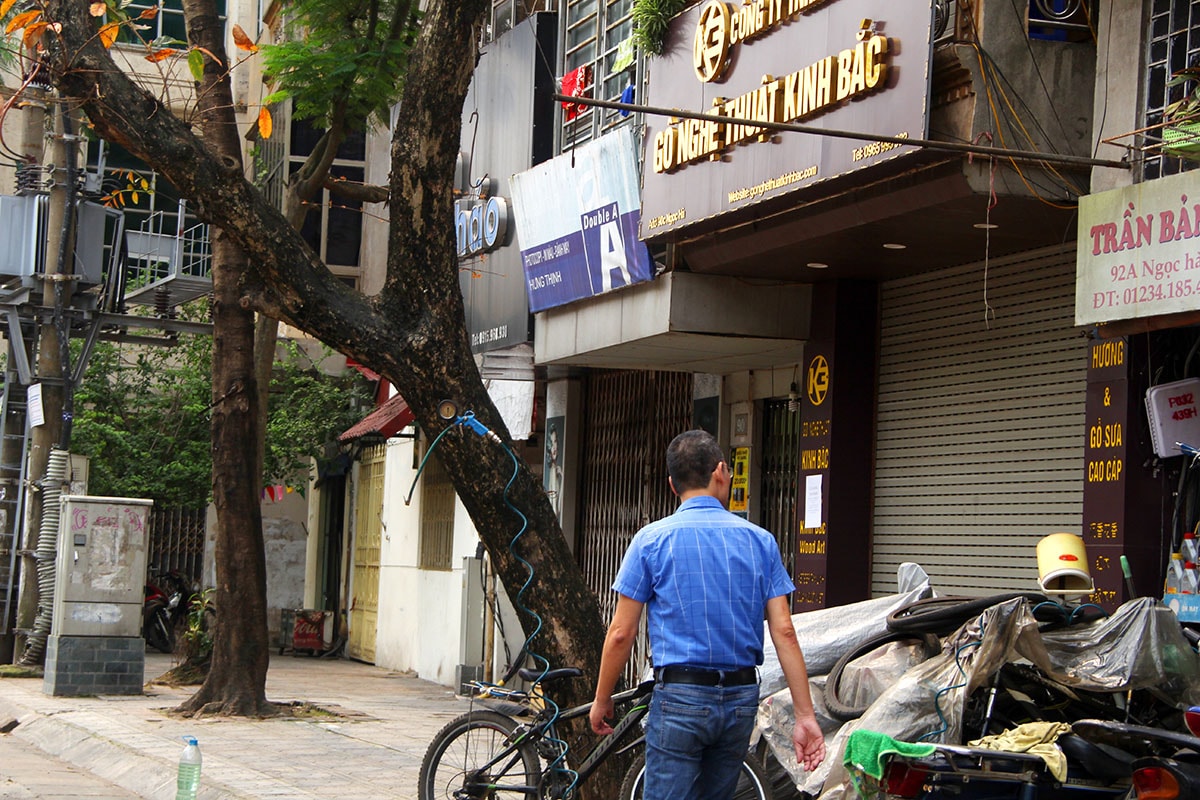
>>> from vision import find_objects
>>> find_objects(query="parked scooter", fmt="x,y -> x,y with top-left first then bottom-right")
142,569 -> 191,653
872,714 -> 1200,799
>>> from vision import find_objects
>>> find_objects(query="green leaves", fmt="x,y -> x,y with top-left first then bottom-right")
260,0 -> 419,130
71,304 -> 372,504
187,47 -> 204,81
632,0 -> 687,56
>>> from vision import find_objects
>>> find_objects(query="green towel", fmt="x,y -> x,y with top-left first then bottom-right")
844,729 -> 937,798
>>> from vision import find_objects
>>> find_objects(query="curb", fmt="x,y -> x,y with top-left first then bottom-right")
0,694 -> 250,800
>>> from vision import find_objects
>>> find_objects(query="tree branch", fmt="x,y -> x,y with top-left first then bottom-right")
324,175 -> 389,204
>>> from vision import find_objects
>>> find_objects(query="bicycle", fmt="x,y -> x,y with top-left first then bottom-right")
417,663 -> 774,799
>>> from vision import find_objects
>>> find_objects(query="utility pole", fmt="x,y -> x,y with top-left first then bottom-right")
13,94 -> 77,666
4,58 -> 48,664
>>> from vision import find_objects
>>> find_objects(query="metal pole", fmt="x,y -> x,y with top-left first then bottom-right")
553,93 -> 1132,171
15,97 -> 77,665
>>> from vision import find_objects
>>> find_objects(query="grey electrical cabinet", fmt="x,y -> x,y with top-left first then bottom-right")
52,496 -> 153,637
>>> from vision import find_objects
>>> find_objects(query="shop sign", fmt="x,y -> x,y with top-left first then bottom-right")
1076,170 -> 1200,326
456,195 -> 509,258
640,0 -> 933,239
510,126 -> 655,312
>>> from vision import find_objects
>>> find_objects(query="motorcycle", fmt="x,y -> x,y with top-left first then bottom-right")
873,714 -> 1200,799
142,569 -> 192,654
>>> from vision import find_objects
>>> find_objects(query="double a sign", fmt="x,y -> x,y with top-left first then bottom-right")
455,151 -> 510,259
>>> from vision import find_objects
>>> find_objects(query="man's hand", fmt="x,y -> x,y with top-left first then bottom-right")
590,695 -> 615,735
793,714 -> 826,772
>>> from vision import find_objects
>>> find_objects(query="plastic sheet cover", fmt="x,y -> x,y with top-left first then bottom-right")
758,565 -> 932,699
757,596 -> 1200,800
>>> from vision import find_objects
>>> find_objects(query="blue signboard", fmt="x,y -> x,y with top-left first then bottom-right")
510,127 -> 655,312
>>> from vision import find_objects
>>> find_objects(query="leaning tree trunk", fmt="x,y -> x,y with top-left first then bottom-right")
174,0 -> 273,717
40,1 -> 610,776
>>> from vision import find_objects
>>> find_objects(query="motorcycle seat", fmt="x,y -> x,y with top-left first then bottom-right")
1058,732 -> 1135,783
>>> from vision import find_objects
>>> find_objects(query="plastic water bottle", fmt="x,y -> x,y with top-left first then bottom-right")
1166,552 -> 1186,595
1184,532 -> 1199,566
175,736 -> 201,800
1185,561 -> 1200,595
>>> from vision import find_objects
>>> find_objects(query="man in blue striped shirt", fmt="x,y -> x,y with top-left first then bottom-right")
590,430 -> 825,800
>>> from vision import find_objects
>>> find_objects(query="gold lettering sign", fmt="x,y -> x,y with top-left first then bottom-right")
694,1 -> 732,82
692,0 -> 839,83
661,20 -> 893,173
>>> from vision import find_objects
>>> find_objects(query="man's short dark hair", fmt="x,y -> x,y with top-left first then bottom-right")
667,430 -> 724,493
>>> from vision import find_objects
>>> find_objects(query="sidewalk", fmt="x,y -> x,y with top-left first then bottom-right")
0,650 -> 473,799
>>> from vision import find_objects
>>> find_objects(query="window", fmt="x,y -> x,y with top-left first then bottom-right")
485,0 -> 552,43
288,115 -> 366,271
118,0 -> 227,46
560,0 -> 640,151
1144,0 -> 1200,179
419,444 -> 456,571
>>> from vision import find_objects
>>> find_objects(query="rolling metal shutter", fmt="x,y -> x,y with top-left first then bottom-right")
871,245 -> 1087,597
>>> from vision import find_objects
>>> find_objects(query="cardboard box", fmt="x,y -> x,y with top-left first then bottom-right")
1164,593 -> 1200,623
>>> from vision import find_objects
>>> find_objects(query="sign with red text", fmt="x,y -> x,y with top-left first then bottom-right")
1077,170 -> 1200,325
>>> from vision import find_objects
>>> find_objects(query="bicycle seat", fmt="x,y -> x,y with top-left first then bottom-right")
519,667 -> 583,684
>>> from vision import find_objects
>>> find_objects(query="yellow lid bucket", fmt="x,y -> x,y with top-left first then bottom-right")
1037,533 -> 1094,597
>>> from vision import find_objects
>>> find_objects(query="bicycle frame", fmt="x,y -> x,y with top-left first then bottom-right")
557,680 -> 653,786
463,679 -> 654,797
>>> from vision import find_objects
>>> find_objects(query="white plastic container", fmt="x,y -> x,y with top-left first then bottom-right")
175,736 -> 201,800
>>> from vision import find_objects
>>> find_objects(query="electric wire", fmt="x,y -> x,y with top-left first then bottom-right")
981,56 -> 1088,199
919,639 -> 982,743
956,1 -> 1092,204
967,42 -> 1082,208
403,413 -> 579,797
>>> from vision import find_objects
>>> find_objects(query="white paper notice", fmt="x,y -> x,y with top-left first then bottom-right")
27,383 -> 44,427
804,474 -> 823,529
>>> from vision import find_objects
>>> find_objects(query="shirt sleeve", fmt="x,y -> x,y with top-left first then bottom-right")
766,540 -> 796,599
612,532 -> 653,603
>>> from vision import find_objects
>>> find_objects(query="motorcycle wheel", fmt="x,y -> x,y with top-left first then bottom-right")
885,592 -> 1049,637
145,608 -> 175,653
824,630 -> 941,721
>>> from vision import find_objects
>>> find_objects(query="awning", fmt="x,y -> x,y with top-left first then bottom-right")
338,393 -> 415,443
345,358 -> 381,382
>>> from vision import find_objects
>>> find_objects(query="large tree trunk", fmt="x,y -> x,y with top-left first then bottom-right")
41,0 -> 607,759
174,0 -> 273,716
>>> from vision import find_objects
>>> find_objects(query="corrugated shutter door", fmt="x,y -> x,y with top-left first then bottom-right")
871,245 -> 1087,597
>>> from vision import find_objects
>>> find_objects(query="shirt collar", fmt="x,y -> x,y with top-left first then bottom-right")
678,495 -> 724,512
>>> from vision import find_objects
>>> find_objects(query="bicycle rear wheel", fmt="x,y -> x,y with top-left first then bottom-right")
418,709 -> 541,799
617,751 -> 773,800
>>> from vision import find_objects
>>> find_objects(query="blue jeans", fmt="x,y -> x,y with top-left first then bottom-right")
643,682 -> 759,800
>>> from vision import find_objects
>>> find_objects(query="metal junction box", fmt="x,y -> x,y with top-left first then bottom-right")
52,496 -> 153,637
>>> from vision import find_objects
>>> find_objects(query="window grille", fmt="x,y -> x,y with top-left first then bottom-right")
419,443 -> 456,571
1144,0 -> 1200,179
559,0 -> 640,152
486,0 -> 552,43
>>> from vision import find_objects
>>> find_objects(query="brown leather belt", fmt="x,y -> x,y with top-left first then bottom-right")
655,666 -> 758,687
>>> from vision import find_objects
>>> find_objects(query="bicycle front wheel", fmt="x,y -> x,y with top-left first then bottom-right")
617,751 -> 773,800
418,709 -> 541,799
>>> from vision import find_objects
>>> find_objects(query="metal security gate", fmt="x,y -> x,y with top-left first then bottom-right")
578,370 -> 692,680
872,245 -> 1087,597
348,444 -> 386,663
147,507 -> 206,584
761,400 -> 802,579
